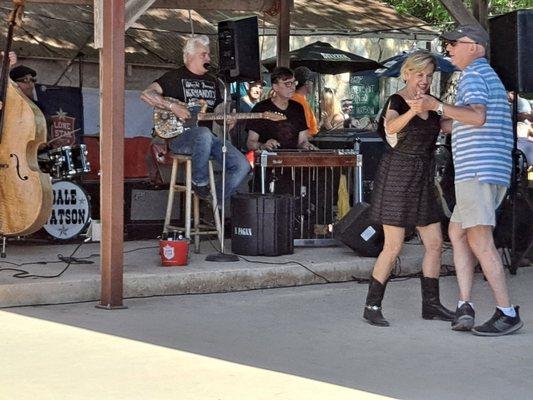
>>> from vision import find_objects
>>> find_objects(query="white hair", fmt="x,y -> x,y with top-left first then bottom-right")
183,35 -> 210,64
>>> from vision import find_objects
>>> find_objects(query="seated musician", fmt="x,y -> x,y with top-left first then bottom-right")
246,67 -> 317,151
140,35 -> 250,201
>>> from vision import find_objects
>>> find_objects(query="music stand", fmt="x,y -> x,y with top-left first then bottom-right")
206,75 -> 239,262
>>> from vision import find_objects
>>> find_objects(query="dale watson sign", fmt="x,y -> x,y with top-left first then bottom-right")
44,181 -> 90,239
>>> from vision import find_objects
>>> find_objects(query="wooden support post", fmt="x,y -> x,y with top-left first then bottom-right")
97,0 -> 126,309
438,0 -> 484,28
276,0 -> 290,67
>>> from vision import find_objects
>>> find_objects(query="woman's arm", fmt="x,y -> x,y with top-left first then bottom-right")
383,107 -> 416,135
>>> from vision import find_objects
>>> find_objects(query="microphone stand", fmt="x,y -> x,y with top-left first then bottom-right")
206,73 -> 239,262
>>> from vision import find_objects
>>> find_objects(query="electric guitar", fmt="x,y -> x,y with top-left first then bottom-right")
153,97 -> 286,139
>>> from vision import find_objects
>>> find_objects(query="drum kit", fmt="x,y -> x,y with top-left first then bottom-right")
37,143 -> 91,240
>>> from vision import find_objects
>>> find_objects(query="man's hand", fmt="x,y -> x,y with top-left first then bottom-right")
300,141 -> 318,150
261,139 -> 280,150
406,94 -> 439,113
169,102 -> 191,120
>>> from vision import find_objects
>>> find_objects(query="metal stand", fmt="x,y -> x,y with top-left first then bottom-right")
353,138 -> 363,204
507,94 -> 532,273
206,76 -> 239,262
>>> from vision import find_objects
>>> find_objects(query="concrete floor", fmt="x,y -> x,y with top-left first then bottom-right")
1,267 -> 531,400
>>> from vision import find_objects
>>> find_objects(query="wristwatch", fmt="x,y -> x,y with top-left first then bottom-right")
436,102 -> 444,116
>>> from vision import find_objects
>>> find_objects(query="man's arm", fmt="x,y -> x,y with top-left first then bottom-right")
297,129 -> 317,150
247,130 -> 280,151
414,94 -> 486,126
140,82 -> 191,120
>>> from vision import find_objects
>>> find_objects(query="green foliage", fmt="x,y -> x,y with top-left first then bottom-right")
384,0 -> 532,27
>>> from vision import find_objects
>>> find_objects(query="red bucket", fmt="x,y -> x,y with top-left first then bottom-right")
159,239 -> 189,266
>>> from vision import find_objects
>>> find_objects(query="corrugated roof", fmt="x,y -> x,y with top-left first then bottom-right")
0,0 -> 437,67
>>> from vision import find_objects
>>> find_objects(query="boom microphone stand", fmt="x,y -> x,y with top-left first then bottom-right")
206,67 -> 239,262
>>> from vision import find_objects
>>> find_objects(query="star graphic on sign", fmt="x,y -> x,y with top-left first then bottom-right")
58,225 -> 69,237
55,108 -> 68,119
78,197 -> 86,206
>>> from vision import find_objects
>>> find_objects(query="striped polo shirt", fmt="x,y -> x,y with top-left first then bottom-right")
452,57 -> 513,187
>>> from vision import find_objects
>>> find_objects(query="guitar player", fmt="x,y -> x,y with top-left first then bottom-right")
140,35 -> 250,202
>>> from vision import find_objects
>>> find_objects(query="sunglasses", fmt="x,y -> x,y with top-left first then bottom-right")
444,39 -> 478,47
276,80 -> 298,88
16,77 -> 36,84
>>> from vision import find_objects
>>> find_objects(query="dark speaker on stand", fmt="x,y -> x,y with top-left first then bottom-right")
218,16 -> 261,82
489,9 -> 533,92
334,202 -> 384,257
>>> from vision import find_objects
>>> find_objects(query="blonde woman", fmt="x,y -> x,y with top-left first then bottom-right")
320,87 -> 345,131
363,50 -> 455,326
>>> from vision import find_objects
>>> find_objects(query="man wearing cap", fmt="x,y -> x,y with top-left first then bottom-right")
10,65 -> 38,101
291,66 -> 318,136
411,25 -> 523,336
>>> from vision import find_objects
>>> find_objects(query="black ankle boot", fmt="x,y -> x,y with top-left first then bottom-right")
420,277 -> 455,321
363,276 -> 389,327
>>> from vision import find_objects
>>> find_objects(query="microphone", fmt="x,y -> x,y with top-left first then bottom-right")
203,63 -> 217,72
203,63 -> 225,77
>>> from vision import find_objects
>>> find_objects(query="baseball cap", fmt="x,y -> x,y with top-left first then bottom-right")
10,65 -> 37,81
441,24 -> 489,48
294,66 -> 317,89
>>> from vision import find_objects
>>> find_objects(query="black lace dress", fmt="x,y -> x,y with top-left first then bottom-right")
369,94 -> 441,227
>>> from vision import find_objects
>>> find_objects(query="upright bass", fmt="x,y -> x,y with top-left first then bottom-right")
0,0 -> 52,236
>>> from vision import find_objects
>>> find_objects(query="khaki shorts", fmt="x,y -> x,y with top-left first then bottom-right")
450,178 -> 507,229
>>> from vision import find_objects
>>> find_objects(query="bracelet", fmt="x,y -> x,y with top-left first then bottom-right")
167,101 -> 173,110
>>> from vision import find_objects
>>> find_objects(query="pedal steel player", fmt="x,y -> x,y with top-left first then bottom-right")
246,67 -> 317,152
140,35 -> 250,201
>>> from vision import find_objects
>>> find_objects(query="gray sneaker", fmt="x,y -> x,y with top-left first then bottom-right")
451,302 -> 475,331
472,306 -> 523,337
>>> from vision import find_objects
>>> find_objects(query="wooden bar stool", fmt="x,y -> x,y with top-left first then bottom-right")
163,154 -> 222,253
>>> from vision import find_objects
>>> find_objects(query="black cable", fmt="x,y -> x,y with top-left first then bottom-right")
1,242 -> 85,279
0,242 -> 160,279
205,235 -> 332,283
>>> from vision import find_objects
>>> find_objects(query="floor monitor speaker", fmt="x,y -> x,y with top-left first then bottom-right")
218,16 -> 260,82
489,9 -> 533,92
334,202 -> 384,257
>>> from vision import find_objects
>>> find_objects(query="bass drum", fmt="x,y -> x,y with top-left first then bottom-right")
43,180 -> 91,240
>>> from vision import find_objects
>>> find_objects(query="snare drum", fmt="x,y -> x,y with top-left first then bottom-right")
38,144 -> 91,179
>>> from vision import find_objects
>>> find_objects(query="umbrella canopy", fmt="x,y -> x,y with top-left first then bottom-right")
376,50 -> 457,77
262,41 -> 382,75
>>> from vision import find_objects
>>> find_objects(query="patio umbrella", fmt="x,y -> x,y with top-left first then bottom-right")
372,50 -> 457,77
262,41 -> 382,75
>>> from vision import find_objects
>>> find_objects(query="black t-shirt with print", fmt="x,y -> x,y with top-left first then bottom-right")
247,99 -> 308,149
155,66 -> 222,128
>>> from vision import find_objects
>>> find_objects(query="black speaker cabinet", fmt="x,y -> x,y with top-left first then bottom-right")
489,9 -> 533,93
231,193 -> 293,256
218,16 -> 260,82
334,202 -> 384,257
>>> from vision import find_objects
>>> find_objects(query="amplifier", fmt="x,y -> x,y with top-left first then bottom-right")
231,193 -> 293,256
